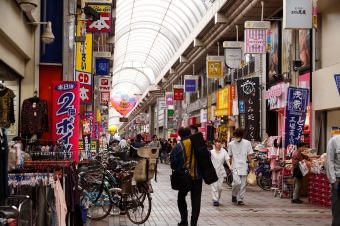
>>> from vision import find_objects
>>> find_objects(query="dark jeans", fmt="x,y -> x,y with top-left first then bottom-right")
331,180 -> 340,226
178,178 -> 203,226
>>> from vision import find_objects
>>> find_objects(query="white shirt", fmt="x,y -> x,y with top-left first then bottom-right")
228,139 -> 254,175
119,139 -> 127,148
211,148 -> 230,178
326,135 -> 340,184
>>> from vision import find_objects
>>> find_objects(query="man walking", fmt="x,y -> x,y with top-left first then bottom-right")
326,135 -> 340,226
171,126 -> 202,226
228,128 -> 254,205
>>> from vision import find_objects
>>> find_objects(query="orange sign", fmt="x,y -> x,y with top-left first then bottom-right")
216,85 -> 236,114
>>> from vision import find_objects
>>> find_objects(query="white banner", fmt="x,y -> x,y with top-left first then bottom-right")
283,0 -> 312,29
224,48 -> 242,69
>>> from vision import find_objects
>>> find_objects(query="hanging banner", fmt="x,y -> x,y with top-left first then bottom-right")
334,74 -> 340,96
82,111 -> 94,139
224,48 -> 242,69
174,88 -> 184,100
96,58 -> 109,75
76,13 -> 93,73
206,56 -> 224,78
86,4 -> 113,34
285,87 -> 309,149
283,0 -> 312,29
158,97 -> 166,110
75,71 -> 92,105
93,122 -> 99,140
244,29 -> 267,54
165,92 -> 174,105
81,119 -> 91,159
184,75 -> 198,93
236,77 -> 261,141
52,81 -> 80,162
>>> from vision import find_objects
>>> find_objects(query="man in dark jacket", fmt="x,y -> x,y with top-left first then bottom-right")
170,126 -> 202,226
130,134 -> 145,159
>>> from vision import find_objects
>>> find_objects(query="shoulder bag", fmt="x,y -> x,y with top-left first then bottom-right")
170,141 -> 193,192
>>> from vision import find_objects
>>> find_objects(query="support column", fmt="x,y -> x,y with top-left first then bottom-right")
63,0 -> 75,81
261,53 -> 266,140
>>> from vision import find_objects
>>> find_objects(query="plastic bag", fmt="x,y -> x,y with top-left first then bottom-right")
246,171 -> 257,185
299,160 -> 309,176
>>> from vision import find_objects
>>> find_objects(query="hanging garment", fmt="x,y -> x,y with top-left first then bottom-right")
48,185 -> 58,226
0,88 -> 15,128
0,128 -> 9,205
20,98 -> 48,135
54,180 -> 67,226
37,179 -> 46,226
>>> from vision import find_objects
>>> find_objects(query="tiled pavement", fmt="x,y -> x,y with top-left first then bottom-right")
86,164 -> 332,226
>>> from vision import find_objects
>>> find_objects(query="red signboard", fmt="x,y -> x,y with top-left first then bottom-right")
82,111 -> 94,139
75,71 -> 92,105
86,4 -> 113,34
174,88 -> 184,100
100,92 -> 110,103
52,81 -> 80,163
188,117 -> 197,126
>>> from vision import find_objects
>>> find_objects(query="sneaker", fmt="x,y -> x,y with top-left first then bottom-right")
232,196 -> 237,204
178,221 -> 188,226
213,201 -> 219,206
237,201 -> 245,205
291,199 -> 303,204
296,199 -> 304,203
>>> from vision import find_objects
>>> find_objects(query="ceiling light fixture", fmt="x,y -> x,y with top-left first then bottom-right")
20,0 -> 38,13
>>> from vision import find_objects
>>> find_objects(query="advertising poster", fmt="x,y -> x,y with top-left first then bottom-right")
299,30 -> 311,67
268,21 -> 280,81
284,87 -> 309,149
236,77 -> 261,141
52,81 -> 80,162
282,29 -> 292,73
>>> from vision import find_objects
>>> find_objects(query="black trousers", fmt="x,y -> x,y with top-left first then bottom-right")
178,178 -> 203,226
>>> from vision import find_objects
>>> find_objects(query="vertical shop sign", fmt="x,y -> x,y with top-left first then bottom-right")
81,119 -> 91,159
96,58 -> 109,75
93,122 -> 99,140
75,16 -> 93,73
86,4 -> 113,34
334,74 -> 340,96
285,87 -> 309,149
100,92 -> 110,103
82,111 -> 94,139
165,92 -> 174,105
244,29 -> 267,54
75,71 -> 92,105
52,81 -> 80,162
236,77 -> 261,141
98,78 -> 111,91
174,88 -> 184,100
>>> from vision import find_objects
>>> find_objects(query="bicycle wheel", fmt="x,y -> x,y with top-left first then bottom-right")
79,184 -> 113,220
258,172 -> 272,191
124,184 -> 151,224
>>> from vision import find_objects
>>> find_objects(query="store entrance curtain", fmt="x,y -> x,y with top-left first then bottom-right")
236,77 -> 261,141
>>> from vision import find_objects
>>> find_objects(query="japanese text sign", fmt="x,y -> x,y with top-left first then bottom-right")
100,92 -> 110,103
206,56 -> 224,78
98,77 -> 111,91
96,58 -> 109,75
82,111 -> 94,139
224,48 -> 242,69
86,4 -> 113,34
283,0 -> 312,29
82,119 -> 91,159
265,83 -> 288,109
165,92 -> 174,105
75,71 -> 92,105
52,81 -> 80,163
184,75 -> 197,93
174,88 -> 184,100
236,78 -> 261,141
216,85 -> 236,112
284,87 -> 309,149
244,29 -> 267,54
76,12 -> 93,73
334,74 -> 340,96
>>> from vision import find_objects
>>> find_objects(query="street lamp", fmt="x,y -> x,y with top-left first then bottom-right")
28,21 -> 55,44
20,0 -> 38,13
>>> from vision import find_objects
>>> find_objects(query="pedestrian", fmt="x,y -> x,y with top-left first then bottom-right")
210,138 -> 231,206
129,134 -> 145,159
148,135 -> 160,148
170,126 -> 202,226
227,128 -> 254,205
189,125 -> 198,135
325,135 -> 340,226
118,136 -> 127,149
291,142 -> 310,204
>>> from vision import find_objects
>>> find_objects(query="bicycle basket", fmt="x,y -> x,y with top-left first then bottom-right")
120,180 -> 136,194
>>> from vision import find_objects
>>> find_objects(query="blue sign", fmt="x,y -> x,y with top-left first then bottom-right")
239,100 -> 245,113
96,58 -> 109,75
184,79 -> 196,93
334,74 -> 340,96
285,87 -> 309,149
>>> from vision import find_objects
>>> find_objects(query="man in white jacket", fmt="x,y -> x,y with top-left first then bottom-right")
326,135 -> 340,226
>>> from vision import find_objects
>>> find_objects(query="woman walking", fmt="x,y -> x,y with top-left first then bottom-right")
210,138 -> 231,206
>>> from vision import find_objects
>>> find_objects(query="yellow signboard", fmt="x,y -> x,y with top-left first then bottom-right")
206,56 -> 224,78
79,140 -> 98,150
217,87 -> 229,110
214,109 -> 229,117
76,11 -> 93,73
